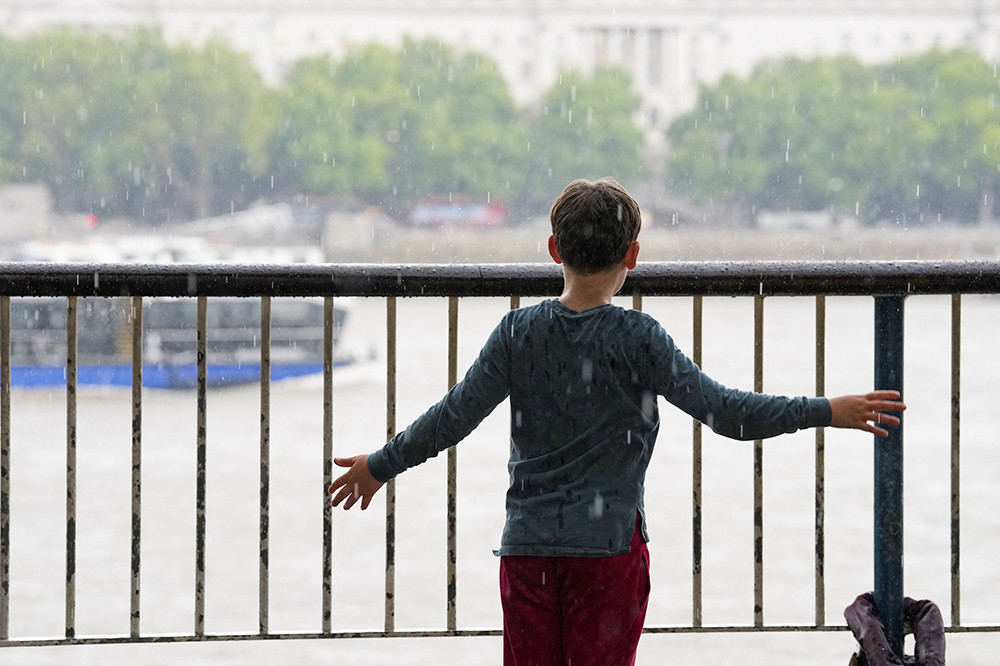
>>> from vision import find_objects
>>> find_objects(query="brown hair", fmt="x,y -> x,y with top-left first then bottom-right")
549,178 -> 642,274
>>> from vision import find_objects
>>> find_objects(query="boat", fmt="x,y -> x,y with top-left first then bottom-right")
4,296 -> 352,389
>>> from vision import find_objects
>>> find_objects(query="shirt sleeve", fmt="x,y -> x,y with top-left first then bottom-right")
367,316 -> 512,483
644,321 -> 831,440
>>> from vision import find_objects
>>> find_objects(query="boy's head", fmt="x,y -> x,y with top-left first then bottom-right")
549,178 -> 642,274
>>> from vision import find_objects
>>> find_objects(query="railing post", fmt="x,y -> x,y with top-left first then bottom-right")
130,297 -> 143,639
384,296 -> 397,633
260,295 -> 271,636
66,297 -> 78,639
194,296 -> 207,637
446,297 -> 458,632
1,296 -> 9,641
873,295 -> 905,657
321,296 -> 332,634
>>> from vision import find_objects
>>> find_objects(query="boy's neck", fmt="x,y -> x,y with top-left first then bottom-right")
558,264 -> 628,312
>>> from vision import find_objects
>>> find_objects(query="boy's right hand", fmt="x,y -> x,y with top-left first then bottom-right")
329,454 -> 384,510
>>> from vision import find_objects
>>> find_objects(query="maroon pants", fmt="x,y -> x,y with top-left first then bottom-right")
499,516 -> 650,666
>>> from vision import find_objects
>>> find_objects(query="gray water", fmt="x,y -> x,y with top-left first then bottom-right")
3,294 -> 999,665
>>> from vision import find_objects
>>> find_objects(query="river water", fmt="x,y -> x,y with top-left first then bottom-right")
3,293 -> 999,665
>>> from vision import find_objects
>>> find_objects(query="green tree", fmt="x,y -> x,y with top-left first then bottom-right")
272,39 -> 528,217
880,50 -> 1000,224
12,29 -> 126,215
109,30 -> 272,222
10,29 -> 271,224
388,38 -> 528,211
667,56 -> 876,216
667,50 -> 1000,225
0,35 -> 28,182
269,48 -> 394,200
520,67 -> 645,214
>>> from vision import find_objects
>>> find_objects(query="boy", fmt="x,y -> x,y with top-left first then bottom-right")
329,178 -> 905,666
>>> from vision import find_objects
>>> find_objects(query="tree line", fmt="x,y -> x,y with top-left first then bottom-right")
667,50 -> 1000,226
1,27 -> 998,228
0,28 -> 643,226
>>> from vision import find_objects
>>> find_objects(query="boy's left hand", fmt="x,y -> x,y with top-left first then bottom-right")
828,390 -> 906,437
329,454 -> 384,510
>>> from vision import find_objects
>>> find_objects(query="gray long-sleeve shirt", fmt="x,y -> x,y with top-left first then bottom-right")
367,299 -> 831,557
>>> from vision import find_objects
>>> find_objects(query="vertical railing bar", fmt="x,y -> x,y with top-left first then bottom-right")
446,297 -> 458,633
632,292 -> 642,312
194,296 -> 207,638
260,296 -> 271,636
130,297 -> 143,638
384,297 -> 397,634
814,295 -> 827,627
950,293 -> 961,627
321,296 -> 333,634
65,297 -> 77,639
692,295 -> 703,628
873,295 -> 905,656
0,296 -> 10,641
753,295 -> 764,628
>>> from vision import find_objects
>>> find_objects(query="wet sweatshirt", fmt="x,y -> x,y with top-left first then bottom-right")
366,299 -> 831,557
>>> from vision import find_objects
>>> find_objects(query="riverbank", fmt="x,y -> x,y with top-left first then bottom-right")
328,223 -> 1000,264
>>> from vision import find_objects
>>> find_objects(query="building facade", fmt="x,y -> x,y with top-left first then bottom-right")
3,0 -> 1000,139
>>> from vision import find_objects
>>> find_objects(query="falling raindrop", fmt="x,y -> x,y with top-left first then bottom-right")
590,492 -> 604,519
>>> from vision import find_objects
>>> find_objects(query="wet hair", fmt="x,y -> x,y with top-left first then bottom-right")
549,178 -> 642,274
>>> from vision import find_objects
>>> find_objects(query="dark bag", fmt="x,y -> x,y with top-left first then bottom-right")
844,592 -> 945,666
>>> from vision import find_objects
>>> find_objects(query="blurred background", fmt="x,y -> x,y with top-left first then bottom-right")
3,0 -> 1000,263
3,3 -> 1000,665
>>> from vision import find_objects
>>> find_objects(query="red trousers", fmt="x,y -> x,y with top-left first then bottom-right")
499,516 -> 650,666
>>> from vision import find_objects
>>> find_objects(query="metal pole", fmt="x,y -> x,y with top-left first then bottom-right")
753,295 -> 764,627
873,295 -> 905,657
130,296 -> 143,638
950,293 -> 962,627
66,297 -> 78,639
0,296 -> 10,641
691,295 -> 703,628
814,295 -> 827,627
195,296 -> 207,637
321,296 -> 333,634
260,296 -> 271,636
384,297 -> 397,633
446,297 -> 458,633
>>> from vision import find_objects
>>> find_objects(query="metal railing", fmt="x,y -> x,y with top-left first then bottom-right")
1,259 -> 1000,648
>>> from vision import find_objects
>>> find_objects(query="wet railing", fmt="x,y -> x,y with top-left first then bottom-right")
1,260 -> 1000,649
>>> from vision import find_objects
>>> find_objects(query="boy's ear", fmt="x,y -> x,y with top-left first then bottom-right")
624,240 -> 640,270
547,235 -> 563,264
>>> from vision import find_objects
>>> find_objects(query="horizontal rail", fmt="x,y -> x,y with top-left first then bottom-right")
2,622 -> 998,649
2,260 -> 1000,297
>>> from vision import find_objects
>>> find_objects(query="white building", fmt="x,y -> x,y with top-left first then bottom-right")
3,0 -> 1000,139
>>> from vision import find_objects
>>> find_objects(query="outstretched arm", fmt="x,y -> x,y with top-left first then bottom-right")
828,390 -> 905,437
328,455 -> 384,510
